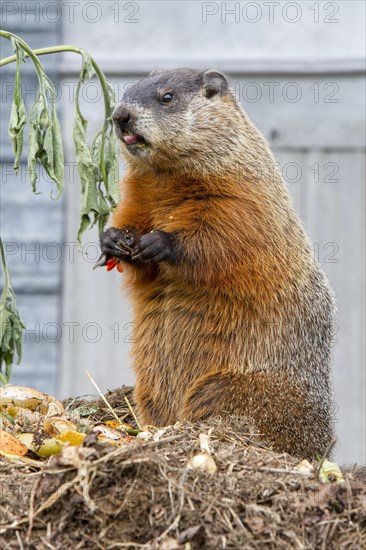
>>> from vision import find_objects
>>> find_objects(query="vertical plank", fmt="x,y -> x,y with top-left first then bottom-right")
273,149 -> 306,218
0,6 -> 62,395
59,225 -> 135,398
303,151 -> 365,464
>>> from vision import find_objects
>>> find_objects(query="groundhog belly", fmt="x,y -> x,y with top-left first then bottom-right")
130,272 -> 246,424
129,261 -> 334,441
131,270 -> 283,425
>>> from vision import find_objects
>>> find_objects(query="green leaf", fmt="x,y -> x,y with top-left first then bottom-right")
49,102 -> 65,198
73,52 -> 117,241
91,130 -> 103,168
43,121 -> 54,172
0,239 -> 25,384
43,100 -> 64,198
97,193 -> 112,235
73,100 -> 100,241
27,97 -> 44,192
103,83 -> 120,211
27,107 -> 40,192
8,39 -> 26,174
81,51 -> 96,81
27,91 -> 64,197
1,32 -> 122,382
105,129 -> 120,207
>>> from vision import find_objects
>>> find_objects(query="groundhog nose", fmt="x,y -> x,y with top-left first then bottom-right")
112,106 -> 131,133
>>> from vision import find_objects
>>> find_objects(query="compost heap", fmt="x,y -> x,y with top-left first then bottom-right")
0,386 -> 365,549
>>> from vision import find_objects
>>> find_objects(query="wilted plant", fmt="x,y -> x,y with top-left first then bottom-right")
0,30 -> 120,382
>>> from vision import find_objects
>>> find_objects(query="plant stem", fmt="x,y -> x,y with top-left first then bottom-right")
0,239 -> 10,293
0,31 -> 47,90
0,35 -> 112,186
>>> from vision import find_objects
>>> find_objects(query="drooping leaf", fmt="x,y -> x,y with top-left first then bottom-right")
27,85 -> 64,197
73,52 -> 118,241
0,239 -> 25,384
81,51 -> 96,81
1,31 -> 121,382
43,121 -> 54,173
8,39 -> 26,173
27,108 -> 40,192
105,129 -> 120,206
49,101 -> 65,198
27,97 -> 45,192
44,98 -> 64,198
91,130 -> 103,168
73,99 -> 100,240
103,82 -> 119,202
97,192 -> 112,235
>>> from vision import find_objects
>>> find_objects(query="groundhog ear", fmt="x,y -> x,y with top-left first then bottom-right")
149,68 -> 164,76
202,70 -> 228,99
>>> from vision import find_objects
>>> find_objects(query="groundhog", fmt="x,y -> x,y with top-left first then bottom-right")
97,68 -> 336,458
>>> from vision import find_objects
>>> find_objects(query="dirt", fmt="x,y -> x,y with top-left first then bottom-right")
0,386 -> 365,549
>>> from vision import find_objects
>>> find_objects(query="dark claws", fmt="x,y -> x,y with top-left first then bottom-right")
95,228 -> 174,268
93,253 -> 108,270
116,241 -> 133,254
131,231 -> 175,263
94,227 -> 139,270
131,246 -> 140,260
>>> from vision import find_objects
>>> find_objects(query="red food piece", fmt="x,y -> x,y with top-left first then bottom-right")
106,259 -> 117,271
106,258 -> 124,273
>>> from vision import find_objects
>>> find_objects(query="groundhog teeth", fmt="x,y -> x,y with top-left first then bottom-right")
132,142 -> 146,148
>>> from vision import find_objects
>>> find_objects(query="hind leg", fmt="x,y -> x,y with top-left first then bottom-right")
134,384 -> 172,427
180,370 -> 333,458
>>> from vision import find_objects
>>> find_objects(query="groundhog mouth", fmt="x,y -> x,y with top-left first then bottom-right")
122,133 -> 149,150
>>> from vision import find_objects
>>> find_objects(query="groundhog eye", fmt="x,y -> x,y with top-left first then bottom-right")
161,92 -> 173,103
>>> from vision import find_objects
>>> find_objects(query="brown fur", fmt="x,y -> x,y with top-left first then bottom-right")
110,68 -> 335,457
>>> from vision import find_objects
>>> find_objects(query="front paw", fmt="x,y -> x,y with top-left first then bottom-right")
131,230 -> 175,263
95,227 -> 139,267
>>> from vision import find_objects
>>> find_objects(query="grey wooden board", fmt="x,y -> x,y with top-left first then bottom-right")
59,83 -> 135,398
60,1 -> 365,66
59,223 -> 135,399
0,0 -> 62,30
302,150 -> 366,464
275,149 -> 366,463
242,75 -> 366,149
1,184 -> 64,241
4,294 -> 60,396
9,374 -> 57,395
0,7 -> 62,395
0,254 -> 62,294
273,150 -> 305,218
0,164 -> 64,292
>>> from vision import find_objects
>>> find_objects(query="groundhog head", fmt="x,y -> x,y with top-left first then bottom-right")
112,68 -> 243,171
